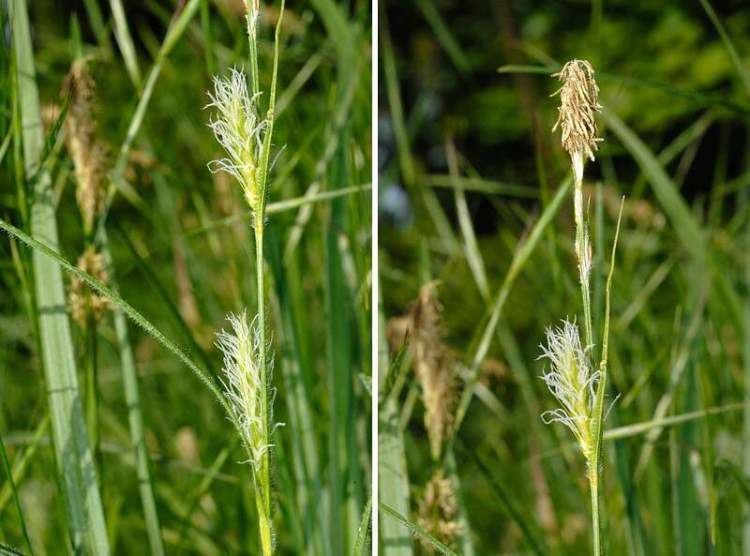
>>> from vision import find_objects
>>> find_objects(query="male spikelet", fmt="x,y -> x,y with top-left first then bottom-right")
69,246 -> 110,326
417,470 -> 461,553
552,60 -> 602,184
539,319 -> 600,466
410,282 -> 457,461
63,59 -> 107,235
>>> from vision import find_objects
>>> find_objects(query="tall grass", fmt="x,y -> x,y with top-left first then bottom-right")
10,0 -> 109,552
379,1 -> 750,554
1,0 -> 370,553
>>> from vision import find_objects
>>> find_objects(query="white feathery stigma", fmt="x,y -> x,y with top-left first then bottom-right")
216,311 -> 271,469
206,68 -> 266,209
539,319 -> 599,463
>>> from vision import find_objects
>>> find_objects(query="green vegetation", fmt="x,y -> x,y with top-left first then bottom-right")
0,0 -> 371,554
379,1 -> 750,554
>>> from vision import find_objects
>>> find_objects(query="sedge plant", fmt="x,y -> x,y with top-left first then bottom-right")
206,1 -> 285,554
541,59 -> 623,556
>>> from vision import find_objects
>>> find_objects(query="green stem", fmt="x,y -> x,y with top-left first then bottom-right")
590,468 -> 601,556
255,221 -> 272,556
100,231 -> 166,556
589,367 -> 606,556
574,178 -> 594,349
246,9 -> 260,98
85,315 -> 101,478
589,200 -> 623,556
246,4 -> 283,552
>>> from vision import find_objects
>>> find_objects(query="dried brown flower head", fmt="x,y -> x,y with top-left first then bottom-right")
64,59 -> 107,235
409,282 -> 456,461
417,470 -> 461,553
69,246 -> 110,326
552,59 -> 602,182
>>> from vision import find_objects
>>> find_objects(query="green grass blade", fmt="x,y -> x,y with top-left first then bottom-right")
101,232 -> 165,556
380,5 -> 415,187
0,429 -> 33,554
446,140 -> 489,299
497,64 -> 552,75
672,371 -> 703,555
276,48 -> 325,116
107,0 -> 200,211
310,0 -> 353,58
378,305 -> 413,556
174,445 -> 233,551
698,0 -> 750,95
600,108 -> 705,262
353,496 -> 372,555
424,174 -> 538,197
413,0 -> 470,73
453,178 -> 571,434
190,184 -> 371,236
0,130 -> 11,167
268,185 -> 371,215
113,220 -> 211,370
379,503 -> 458,556
719,460 -> 750,503
605,403 -> 747,441
634,288 -> 707,478
462,444 -> 546,555
283,54 -> 362,260
324,144 -> 361,554
267,231 -> 328,555
108,0 -> 143,89
81,0 -> 111,53
0,416 -> 48,514
743,171 -> 750,556
0,218 -> 231,422
11,0 -> 109,551
609,410 -> 647,556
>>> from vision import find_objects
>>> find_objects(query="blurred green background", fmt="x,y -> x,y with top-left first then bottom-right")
379,1 -> 750,554
1,0 -> 371,554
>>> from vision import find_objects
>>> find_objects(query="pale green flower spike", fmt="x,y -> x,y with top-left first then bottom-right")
539,319 -> 600,464
217,311 -> 274,469
206,68 -> 267,211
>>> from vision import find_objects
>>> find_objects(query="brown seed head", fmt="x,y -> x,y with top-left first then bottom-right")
64,60 -> 107,235
409,282 -> 456,461
69,246 -> 110,326
552,60 -> 602,175
417,470 -> 461,553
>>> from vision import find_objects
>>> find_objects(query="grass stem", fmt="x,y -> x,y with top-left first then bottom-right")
590,472 -> 601,555
574,178 -> 594,350
255,222 -> 273,556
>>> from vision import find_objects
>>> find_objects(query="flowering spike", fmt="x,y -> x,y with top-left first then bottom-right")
206,68 -> 266,211
552,59 -> 602,183
539,319 -> 599,464
216,311 -> 274,469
